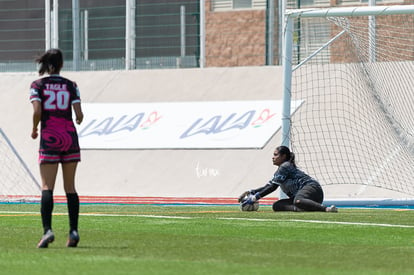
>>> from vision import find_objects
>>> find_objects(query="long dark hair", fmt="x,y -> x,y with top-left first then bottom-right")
276,145 -> 296,167
35,48 -> 63,76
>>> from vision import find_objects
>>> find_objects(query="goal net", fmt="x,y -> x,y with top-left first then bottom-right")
283,5 -> 414,196
0,128 -> 40,202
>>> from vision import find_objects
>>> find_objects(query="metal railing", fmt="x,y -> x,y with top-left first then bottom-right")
0,0 -> 202,72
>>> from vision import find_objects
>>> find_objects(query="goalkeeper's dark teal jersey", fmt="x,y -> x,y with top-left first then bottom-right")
269,161 -> 319,197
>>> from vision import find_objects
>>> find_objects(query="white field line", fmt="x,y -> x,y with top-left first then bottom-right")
2,211 -> 414,228
82,213 -> 192,219
0,211 -> 191,219
288,219 -> 414,228
220,217 -> 414,228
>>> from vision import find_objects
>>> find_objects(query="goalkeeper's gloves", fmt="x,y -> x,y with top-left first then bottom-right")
241,193 -> 261,207
238,190 -> 252,203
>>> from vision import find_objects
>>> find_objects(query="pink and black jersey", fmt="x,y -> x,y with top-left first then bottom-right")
30,75 -> 81,157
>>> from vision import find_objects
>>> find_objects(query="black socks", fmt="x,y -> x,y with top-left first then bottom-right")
40,190 -> 54,234
66,193 -> 79,232
40,191 -> 79,234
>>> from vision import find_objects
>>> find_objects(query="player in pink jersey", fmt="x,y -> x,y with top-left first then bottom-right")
30,49 -> 84,248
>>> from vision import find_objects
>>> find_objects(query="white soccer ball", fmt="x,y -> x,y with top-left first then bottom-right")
240,201 -> 259,211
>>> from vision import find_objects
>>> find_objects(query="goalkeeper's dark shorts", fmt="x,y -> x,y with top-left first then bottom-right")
273,183 -> 324,211
294,183 -> 324,204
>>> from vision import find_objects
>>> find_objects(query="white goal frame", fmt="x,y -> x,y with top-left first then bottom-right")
281,4 -> 414,147
0,128 -> 40,200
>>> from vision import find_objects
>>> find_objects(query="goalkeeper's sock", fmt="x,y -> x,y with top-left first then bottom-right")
40,190 -> 54,234
66,193 -> 79,232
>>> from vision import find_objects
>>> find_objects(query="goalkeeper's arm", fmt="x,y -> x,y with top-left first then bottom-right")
239,183 -> 278,204
251,183 -> 278,200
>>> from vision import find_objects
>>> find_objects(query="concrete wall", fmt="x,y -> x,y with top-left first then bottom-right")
0,67 -> 283,199
0,66 -> 408,199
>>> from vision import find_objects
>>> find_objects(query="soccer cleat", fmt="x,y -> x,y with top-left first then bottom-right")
66,230 -> 80,247
326,205 -> 338,213
37,229 -> 55,248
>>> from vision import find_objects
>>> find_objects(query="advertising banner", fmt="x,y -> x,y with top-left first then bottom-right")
76,100 -> 303,149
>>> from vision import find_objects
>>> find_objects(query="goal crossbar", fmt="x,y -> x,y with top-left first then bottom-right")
281,4 -> 414,147
286,4 -> 414,18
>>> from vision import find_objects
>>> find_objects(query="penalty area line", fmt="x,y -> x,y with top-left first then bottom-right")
84,213 -> 414,228
288,219 -> 414,228
220,217 -> 414,228
82,213 -> 192,219
2,211 -> 413,228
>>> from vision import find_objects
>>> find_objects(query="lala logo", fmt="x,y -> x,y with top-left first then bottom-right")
139,111 -> 162,130
78,111 -> 161,137
180,108 -> 276,139
251,109 -> 276,128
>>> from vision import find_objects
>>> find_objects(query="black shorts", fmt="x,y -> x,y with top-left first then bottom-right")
38,150 -> 81,164
294,183 -> 324,204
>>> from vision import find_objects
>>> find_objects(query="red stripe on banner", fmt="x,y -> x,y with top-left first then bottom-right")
2,195 -> 277,205
74,196 -> 276,205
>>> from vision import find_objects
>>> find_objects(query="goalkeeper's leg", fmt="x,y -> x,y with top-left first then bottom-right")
272,198 -> 295,211
293,184 -> 326,211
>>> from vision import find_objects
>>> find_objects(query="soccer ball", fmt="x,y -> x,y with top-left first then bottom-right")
240,201 -> 259,212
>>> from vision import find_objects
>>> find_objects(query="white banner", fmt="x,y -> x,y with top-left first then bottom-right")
76,100 -> 303,149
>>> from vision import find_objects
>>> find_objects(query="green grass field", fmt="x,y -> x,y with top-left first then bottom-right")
1,204 -> 413,275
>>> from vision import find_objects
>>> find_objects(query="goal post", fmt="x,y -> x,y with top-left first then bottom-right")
281,5 -> 414,196
0,128 -> 40,201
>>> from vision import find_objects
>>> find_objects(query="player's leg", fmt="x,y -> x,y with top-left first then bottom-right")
62,160 -> 78,193
40,162 -> 59,190
39,163 -> 58,230
62,160 -> 80,247
272,197 -> 296,211
293,184 -> 326,211
37,162 -> 59,248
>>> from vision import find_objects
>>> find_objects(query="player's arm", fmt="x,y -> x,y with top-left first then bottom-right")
31,100 -> 42,139
254,183 -> 278,199
73,102 -> 83,125
239,183 -> 278,205
71,83 -> 83,125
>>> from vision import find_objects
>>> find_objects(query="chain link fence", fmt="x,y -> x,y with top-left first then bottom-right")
1,0 -> 202,71
1,0 -> 410,72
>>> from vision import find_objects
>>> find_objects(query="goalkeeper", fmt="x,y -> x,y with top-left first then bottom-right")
239,146 -> 337,212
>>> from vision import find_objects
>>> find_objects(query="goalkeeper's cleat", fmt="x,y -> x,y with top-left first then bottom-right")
326,205 -> 338,212
37,229 -> 55,248
66,230 -> 80,247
